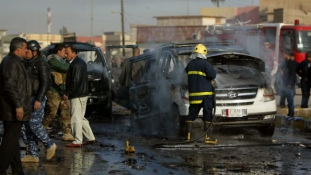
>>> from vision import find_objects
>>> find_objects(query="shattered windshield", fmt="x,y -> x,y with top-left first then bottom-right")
296,30 -> 311,51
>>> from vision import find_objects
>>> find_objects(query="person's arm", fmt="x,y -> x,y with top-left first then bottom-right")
205,62 -> 216,80
296,61 -> 304,77
36,60 -> 51,102
270,52 -> 278,76
48,57 -> 69,73
288,60 -> 297,88
2,61 -> 22,108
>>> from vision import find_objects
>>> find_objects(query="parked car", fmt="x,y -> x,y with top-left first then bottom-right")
115,41 -> 277,137
41,42 -> 113,117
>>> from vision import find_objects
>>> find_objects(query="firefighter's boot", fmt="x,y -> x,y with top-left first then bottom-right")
186,121 -> 193,141
204,122 -> 218,144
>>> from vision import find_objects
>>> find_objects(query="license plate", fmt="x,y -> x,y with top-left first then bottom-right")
221,109 -> 247,117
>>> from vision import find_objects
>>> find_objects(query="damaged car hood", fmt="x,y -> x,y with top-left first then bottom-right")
208,52 -> 266,88
207,52 -> 265,72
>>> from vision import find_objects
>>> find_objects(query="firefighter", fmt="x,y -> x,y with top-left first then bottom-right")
185,44 -> 217,144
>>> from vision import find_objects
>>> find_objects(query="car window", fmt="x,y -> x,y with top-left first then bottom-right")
77,50 -> 102,65
157,52 -> 173,79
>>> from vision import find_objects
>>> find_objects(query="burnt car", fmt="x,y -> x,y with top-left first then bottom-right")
42,42 -> 113,117
115,41 -> 277,137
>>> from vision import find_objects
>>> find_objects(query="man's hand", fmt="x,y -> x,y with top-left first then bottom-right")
62,94 -> 68,100
34,101 -> 41,111
16,107 -> 24,121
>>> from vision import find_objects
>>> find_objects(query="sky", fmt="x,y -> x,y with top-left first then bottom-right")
0,0 -> 259,36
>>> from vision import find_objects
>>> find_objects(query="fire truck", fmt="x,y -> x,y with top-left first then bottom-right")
205,20 -> 311,63
262,20 -> 311,63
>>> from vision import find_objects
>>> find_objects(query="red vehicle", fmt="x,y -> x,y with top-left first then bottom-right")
262,20 -> 311,63
205,20 -> 311,63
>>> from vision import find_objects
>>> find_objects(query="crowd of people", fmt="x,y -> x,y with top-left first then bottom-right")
262,39 -> 311,119
0,37 -> 96,175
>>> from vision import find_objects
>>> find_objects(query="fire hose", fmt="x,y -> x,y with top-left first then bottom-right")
152,84 -> 216,148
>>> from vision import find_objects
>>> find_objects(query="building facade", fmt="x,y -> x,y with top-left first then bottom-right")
259,0 -> 311,24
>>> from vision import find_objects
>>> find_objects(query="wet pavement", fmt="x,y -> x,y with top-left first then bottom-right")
2,103 -> 311,175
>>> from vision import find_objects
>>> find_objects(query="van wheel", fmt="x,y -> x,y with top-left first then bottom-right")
258,124 -> 275,137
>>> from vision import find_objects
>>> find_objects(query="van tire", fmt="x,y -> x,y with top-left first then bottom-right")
258,124 -> 275,137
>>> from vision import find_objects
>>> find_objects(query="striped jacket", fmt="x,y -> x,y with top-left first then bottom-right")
185,58 -> 216,104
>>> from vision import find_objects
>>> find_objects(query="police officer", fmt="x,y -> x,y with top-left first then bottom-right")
21,40 -> 57,162
296,52 -> 311,108
185,44 -> 217,144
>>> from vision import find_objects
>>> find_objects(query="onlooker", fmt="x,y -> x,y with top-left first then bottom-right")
63,45 -> 96,148
279,52 -> 298,107
261,39 -> 278,92
280,51 -> 296,118
185,44 -> 217,144
0,37 -> 32,175
42,43 -> 74,141
21,40 -> 57,163
296,52 -> 311,108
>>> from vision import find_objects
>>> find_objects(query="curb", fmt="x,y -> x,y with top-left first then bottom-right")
277,107 -> 311,119
275,115 -> 311,132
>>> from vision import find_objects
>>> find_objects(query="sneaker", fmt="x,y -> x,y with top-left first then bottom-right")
62,133 -> 75,141
46,143 -> 57,160
21,155 -> 39,163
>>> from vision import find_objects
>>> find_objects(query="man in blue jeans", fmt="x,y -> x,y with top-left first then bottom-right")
282,51 -> 297,118
279,52 -> 297,107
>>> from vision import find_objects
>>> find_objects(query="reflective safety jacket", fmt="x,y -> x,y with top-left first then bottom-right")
185,58 -> 216,104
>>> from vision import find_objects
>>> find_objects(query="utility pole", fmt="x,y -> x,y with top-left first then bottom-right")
121,0 -> 125,56
90,0 -> 93,44
187,0 -> 189,15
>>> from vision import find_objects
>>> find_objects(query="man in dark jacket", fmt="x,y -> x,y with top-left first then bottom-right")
281,51 -> 296,117
20,40 -> 57,163
0,37 -> 31,175
296,52 -> 311,108
185,44 -> 217,144
63,45 -> 96,148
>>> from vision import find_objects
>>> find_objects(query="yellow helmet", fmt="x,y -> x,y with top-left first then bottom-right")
193,44 -> 207,55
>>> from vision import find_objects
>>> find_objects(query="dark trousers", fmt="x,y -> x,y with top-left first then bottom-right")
300,80 -> 310,108
279,88 -> 296,106
187,96 -> 214,122
282,87 -> 295,117
0,121 -> 24,175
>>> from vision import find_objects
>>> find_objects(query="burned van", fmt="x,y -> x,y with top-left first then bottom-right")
115,42 -> 276,137
42,42 -> 113,117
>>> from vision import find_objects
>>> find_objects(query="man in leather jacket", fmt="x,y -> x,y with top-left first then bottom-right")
20,40 -> 57,163
63,45 -> 96,148
0,37 -> 31,175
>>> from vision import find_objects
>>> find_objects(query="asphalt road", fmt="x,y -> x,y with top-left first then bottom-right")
3,106 -> 310,175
